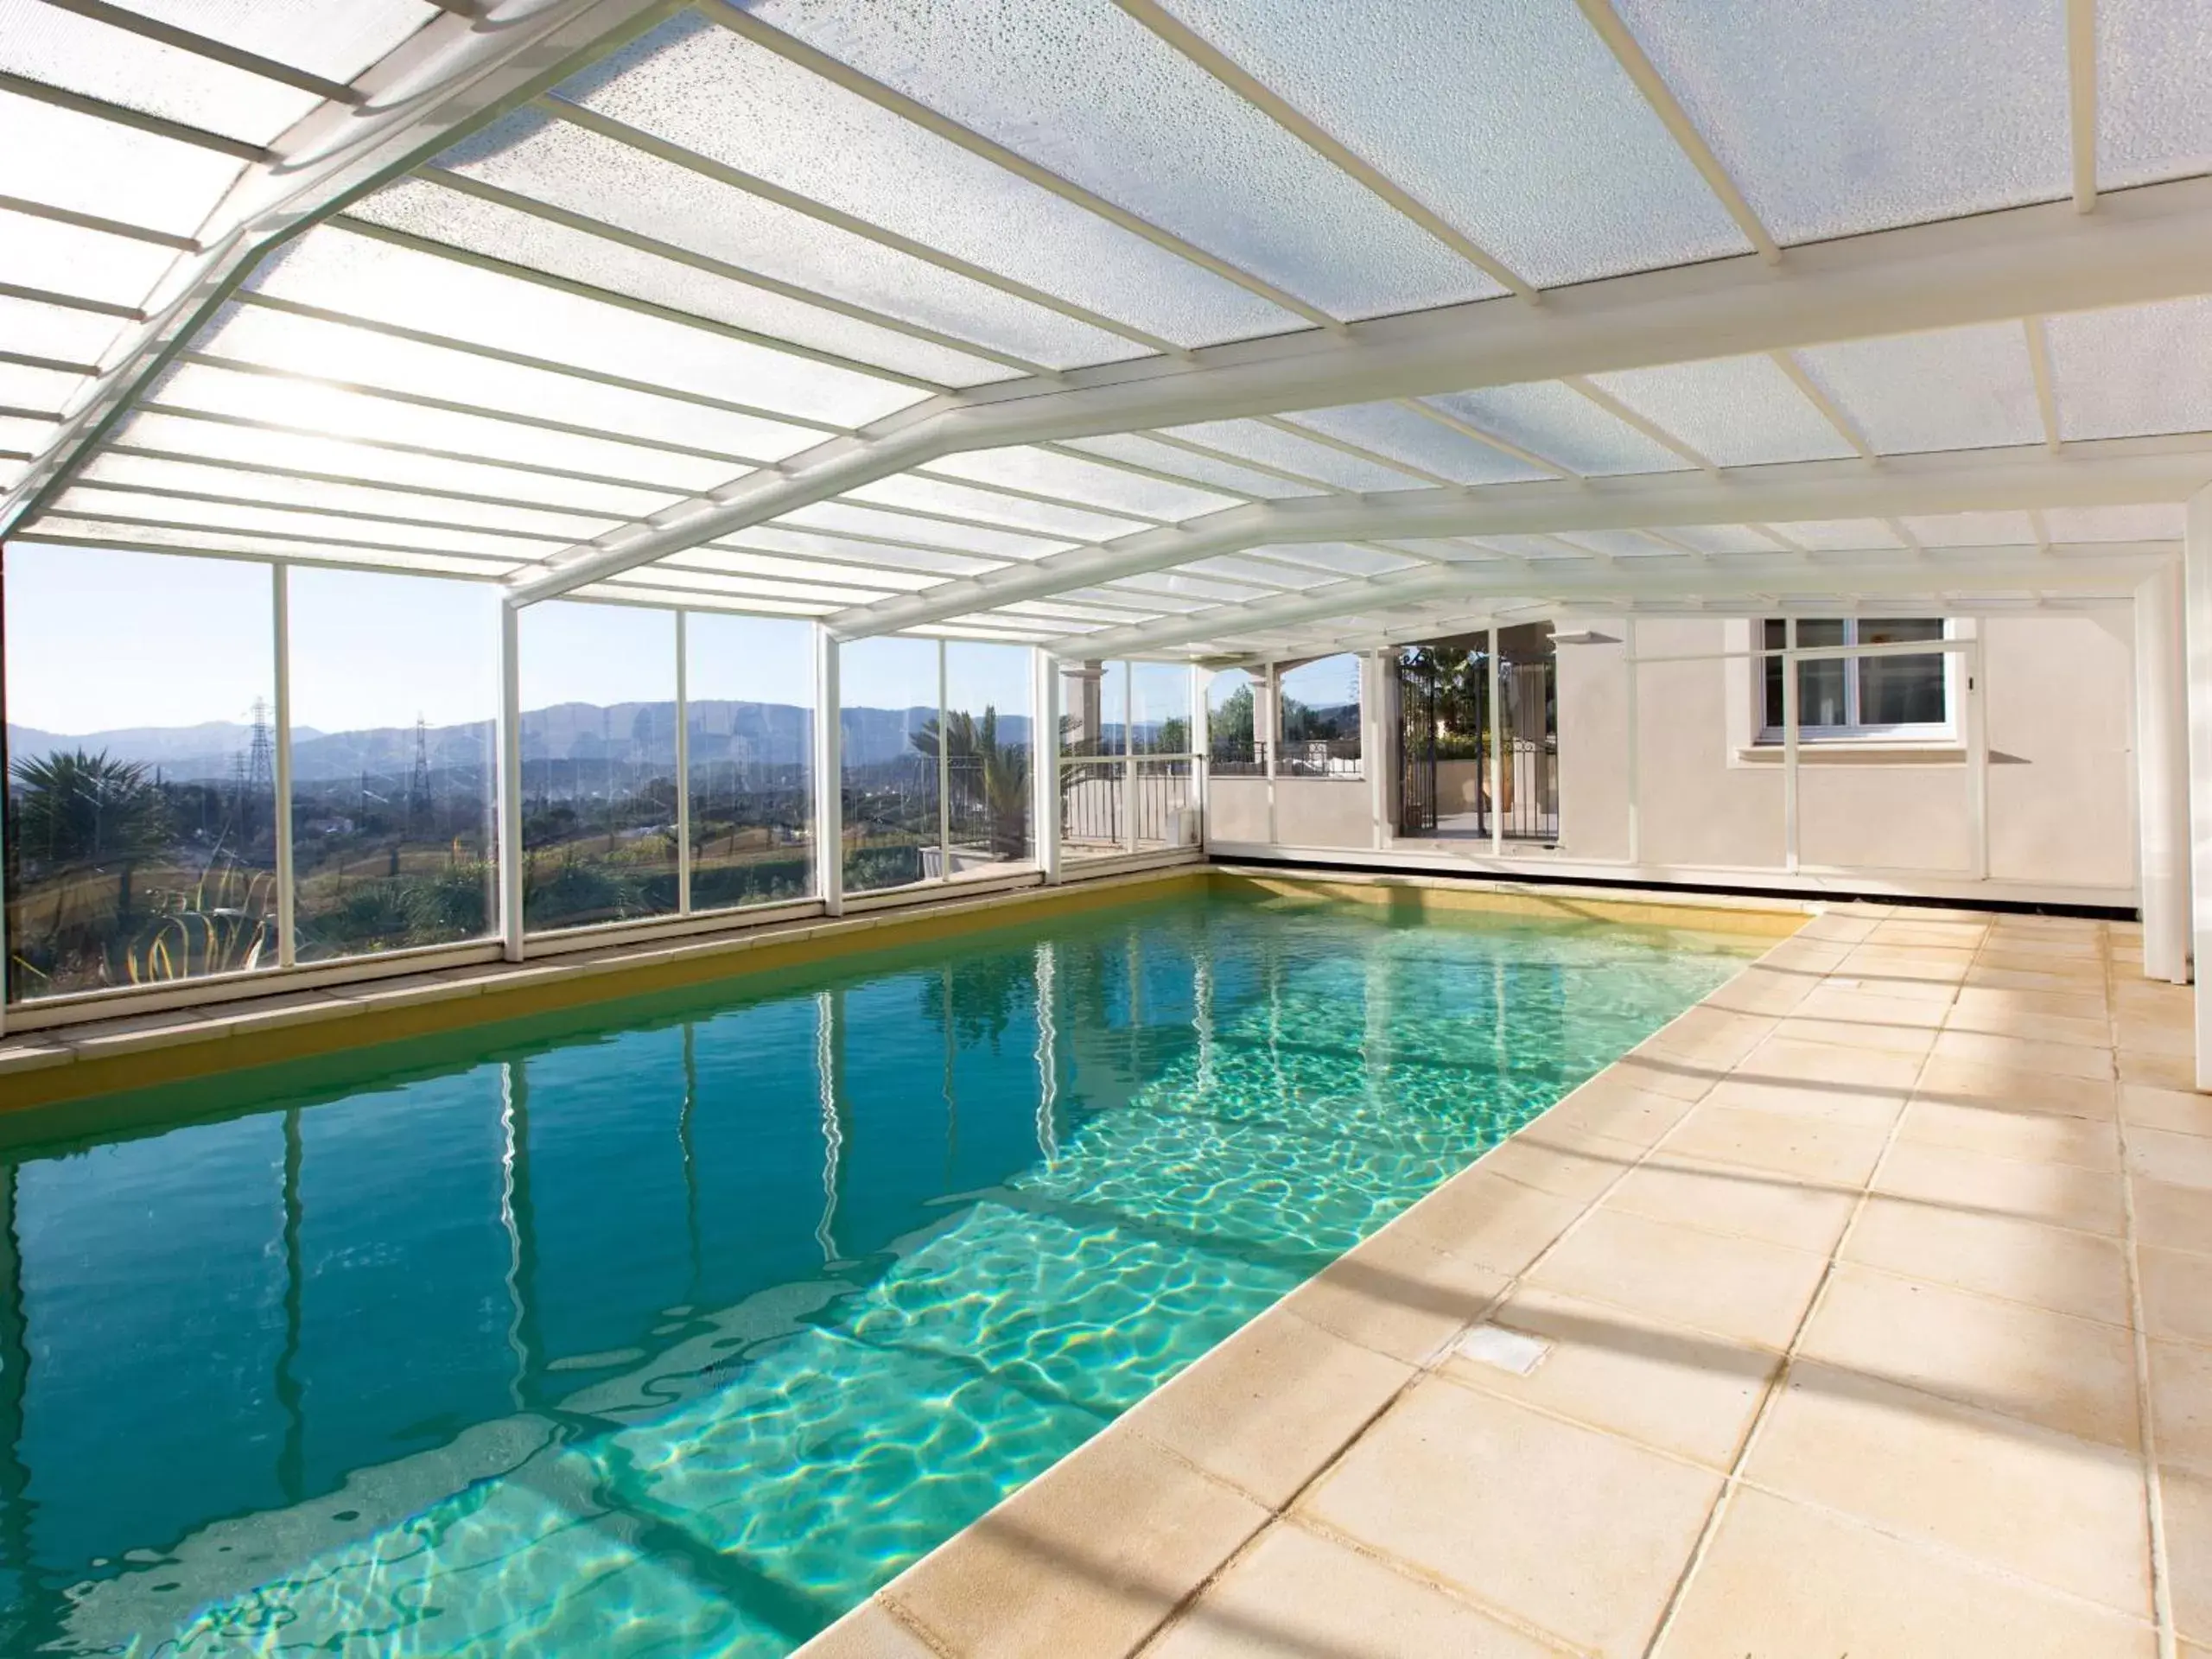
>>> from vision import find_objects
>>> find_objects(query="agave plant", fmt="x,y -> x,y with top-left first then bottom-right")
126,855 -> 278,983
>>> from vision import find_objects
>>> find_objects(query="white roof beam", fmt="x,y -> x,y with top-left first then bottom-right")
2069,0 -> 2097,213
829,435 -> 2212,639
0,0 -> 685,536
505,175 -> 2212,605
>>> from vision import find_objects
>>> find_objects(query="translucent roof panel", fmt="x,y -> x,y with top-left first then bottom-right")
1554,529 -> 1694,560
1608,0 -> 2068,244
2045,296 -> 2212,440
438,111 -> 1141,373
1182,556 -> 1327,589
1147,0 -> 1750,287
2044,504 -> 2188,542
1663,524 -> 1791,556
844,475 -> 1147,542
1588,355 -> 1857,467
247,226 -> 925,430
1105,569 -> 1271,603
351,180 -> 1019,389
1058,434 -> 1319,500
747,0 -> 1504,319
194,303 -> 826,463
26,522 -> 513,580
1259,543 -> 1421,576
147,362 -> 747,492
923,448 -> 1240,521
1900,511 -> 2040,547
773,501 -> 1068,562
0,207 -> 180,312
678,545 -> 938,591
1422,383 -> 1694,476
0,294 -> 130,365
1156,420 -> 1429,492
0,1 -> 322,146
1795,324 -> 2043,454
558,15 -> 1303,347
0,89 -> 245,238
2098,0 -> 2212,189
0,361 -> 80,412
125,0 -> 437,84
1283,403 -> 1552,485
1770,518 -> 1909,551
720,526 -> 1001,578
0,414 -> 60,456
53,484 -> 568,564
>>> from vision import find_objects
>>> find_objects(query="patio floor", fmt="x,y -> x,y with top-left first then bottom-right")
801,901 -> 2204,1658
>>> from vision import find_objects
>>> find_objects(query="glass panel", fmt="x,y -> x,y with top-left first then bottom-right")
0,360 -> 78,411
1858,620 -> 1948,728
1184,556 -> 1321,588
1588,355 -> 1859,467
1158,0 -> 1751,287
1061,433 -> 1319,499
1129,662 -> 1192,755
1796,619 -> 1849,731
1659,524 -> 1783,556
1285,402 -> 1548,484
1103,569 -> 1261,603
1132,758 -> 1197,850
0,413 -> 59,455
751,0 -> 1508,318
4,543 -> 275,1000
151,361 -> 745,491
199,302 -> 827,461
725,526 -> 997,578
684,612 -> 815,913
518,601 -> 679,931
840,635 -> 939,893
925,447 -> 1238,522
1610,0 -> 2068,244
0,293 -> 128,365
563,16 -> 1302,347
55,485 -> 564,565
944,640 -> 1033,874
1278,655 -> 1361,776
2100,0 -> 2212,188
1207,668 -> 1261,773
129,0 -> 435,83
1058,659 -> 1125,760
1900,511 -> 2039,547
0,1 -> 321,145
848,474 -> 1147,541
29,518 -> 508,579
1057,757 -> 1124,859
1157,419 -> 1429,491
353,177 -> 1014,389
286,569 -> 496,963
1796,322 -> 2043,455
1421,383 -> 1694,476
439,111 -> 1142,373
2045,296 -> 2212,442
778,500 -> 1065,562
1768,518 -> 1907,551
1258,543 -> 1419,577
0,89 -> 244,238
251,225 -> 924,429
0,206 -> 176,309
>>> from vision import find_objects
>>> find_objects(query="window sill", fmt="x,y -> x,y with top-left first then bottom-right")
1736,741 -> 1966,766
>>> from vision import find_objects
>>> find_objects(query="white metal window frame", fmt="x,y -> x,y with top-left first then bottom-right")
1753,618 -> 1962,746
1052,660 -> 1208,857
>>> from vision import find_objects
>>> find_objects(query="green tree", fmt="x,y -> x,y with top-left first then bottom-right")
1209,684 -> 1255,759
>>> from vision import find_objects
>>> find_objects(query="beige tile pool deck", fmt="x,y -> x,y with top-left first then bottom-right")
800,902 -> 2206,1659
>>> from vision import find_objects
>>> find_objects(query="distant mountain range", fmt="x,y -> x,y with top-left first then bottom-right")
7,702 -> 1037,782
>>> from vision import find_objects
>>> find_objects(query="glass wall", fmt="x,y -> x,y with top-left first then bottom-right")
945,641 -> 1033,874
1278,654 -> 1363,777
685,612 -> 813,913
518,601 -> 680,932
1206,667 -> 1262,774
1059,658 -> 1201,858
287,569 -> 498,963
4,544 -> 277,999
841,636 -> 941,893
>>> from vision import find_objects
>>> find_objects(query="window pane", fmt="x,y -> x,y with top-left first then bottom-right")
1134,758 -> 1198,850
1058,757 -> 1124,859
288,569 -> 498,963
685,613 -> 814,914
1278,654 -> 1362,776
841,635 -> 939,893
1858,619 -> 1948,727
1058,659 -> 1126,759
5,544 -> 276,1000
945,641 -> 1033,874
1207,668 -> 1261,773
1129,662 -> 1192,755
1795,618 -> 1848,730
1762,617 -> 1786,729
518,601 -> 679,931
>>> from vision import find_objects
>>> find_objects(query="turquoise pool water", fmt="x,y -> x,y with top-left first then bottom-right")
1,887 -> 1758,1655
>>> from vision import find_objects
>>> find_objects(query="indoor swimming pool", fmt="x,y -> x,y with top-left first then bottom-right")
1,886 -> 1762,1655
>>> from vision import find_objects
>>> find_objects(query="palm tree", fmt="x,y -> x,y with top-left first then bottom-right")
10,748 -> 169,871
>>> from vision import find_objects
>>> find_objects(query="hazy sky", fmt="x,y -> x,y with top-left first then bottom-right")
7,543 -> 1036,734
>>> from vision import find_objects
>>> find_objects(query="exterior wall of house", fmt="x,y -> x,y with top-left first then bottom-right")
1274,778 -> 1374,849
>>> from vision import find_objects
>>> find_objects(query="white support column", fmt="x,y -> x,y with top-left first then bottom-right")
1033,649 -> 1061,881
1488,627 -> 1503,857
271,563 -> 296,969
1189,662 -> 1210,852
2184,487 -> 2212,1084
1262,661 -> 1280,846
936,639 -> 950,881
1122,662 -> 1138,854
1965,632 -> 1990,883
497,600 -> 525,961
1782,619 -> 1801,874
1363,651 -> 1387,850
1624,618 -> 1642,866
674,609 -> 692,916
815,623 -> 842,916
2139,564 -> 2191,983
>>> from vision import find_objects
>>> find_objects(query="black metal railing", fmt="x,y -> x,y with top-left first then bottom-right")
1059,761 -> 1197,851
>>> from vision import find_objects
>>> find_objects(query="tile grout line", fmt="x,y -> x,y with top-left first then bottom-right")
1638,917 -> 1962,1656
2113,933 -> 2182,1659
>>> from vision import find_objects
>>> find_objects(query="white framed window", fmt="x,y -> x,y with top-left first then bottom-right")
1758,618 -> 1954,742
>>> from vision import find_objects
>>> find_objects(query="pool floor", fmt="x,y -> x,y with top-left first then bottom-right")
3,887 -> 1758,1655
